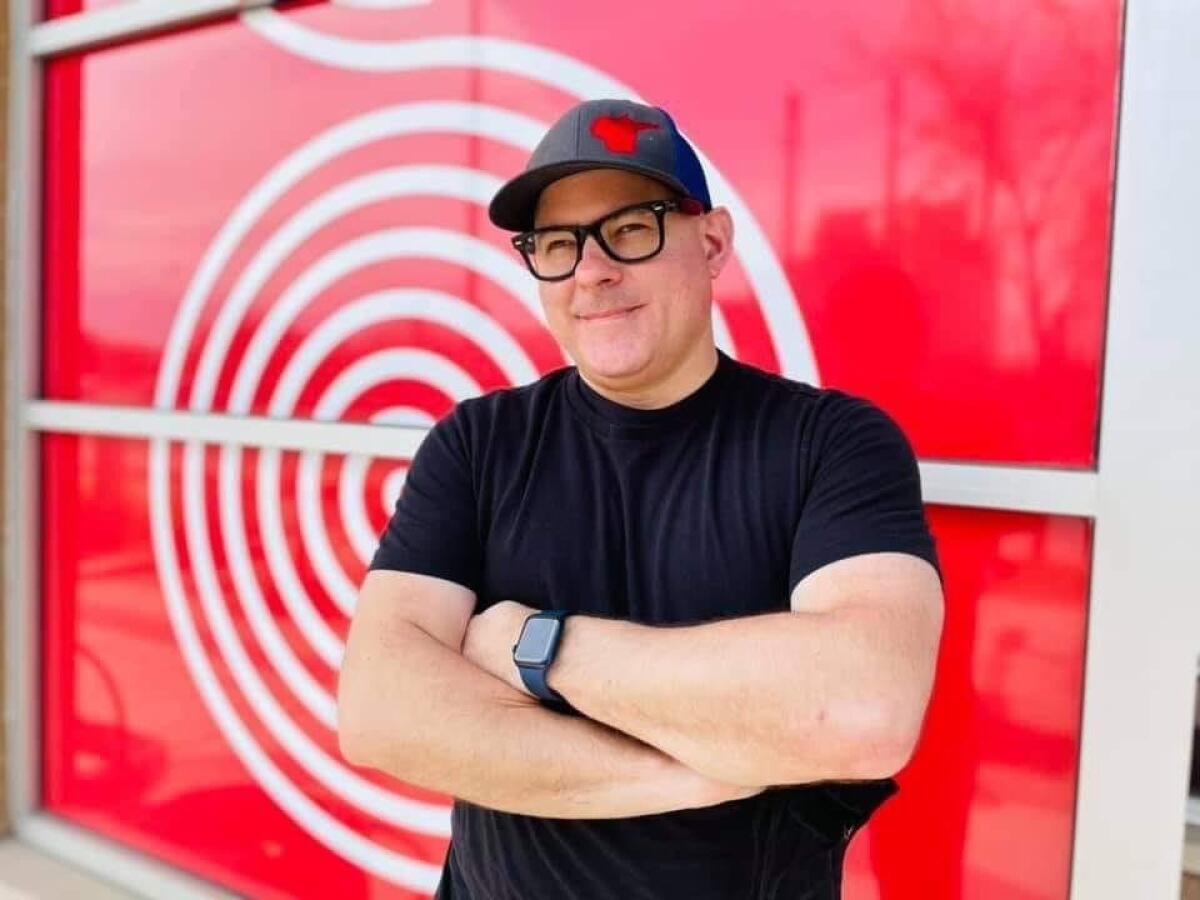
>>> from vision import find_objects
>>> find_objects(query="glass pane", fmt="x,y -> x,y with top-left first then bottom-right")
41,432 -> 440,899
41,0 -> 1121,464
846,504 -> 1091,898
41,434 -> 1093,898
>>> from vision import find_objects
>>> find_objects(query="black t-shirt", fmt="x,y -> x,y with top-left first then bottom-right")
369,348 -> 941,900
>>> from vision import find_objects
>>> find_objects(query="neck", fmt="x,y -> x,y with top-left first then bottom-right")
577,343 -> 720,410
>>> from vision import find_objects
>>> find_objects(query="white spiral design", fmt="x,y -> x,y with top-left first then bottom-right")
150,12 -> 816,894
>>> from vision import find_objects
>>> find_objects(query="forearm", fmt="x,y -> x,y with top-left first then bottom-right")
338,620 -> 758,819
547,610 -> 900,787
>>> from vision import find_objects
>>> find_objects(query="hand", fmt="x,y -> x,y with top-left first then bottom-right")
462,599 -> 539,696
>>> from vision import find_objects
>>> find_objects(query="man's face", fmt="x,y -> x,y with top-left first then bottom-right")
531,168 -> 729,390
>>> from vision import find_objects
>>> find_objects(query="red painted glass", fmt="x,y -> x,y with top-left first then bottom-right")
41,431 -> 1091,899
845,506 -> 1090,899
44,0 -> 127,17
41,0 -> 1121,465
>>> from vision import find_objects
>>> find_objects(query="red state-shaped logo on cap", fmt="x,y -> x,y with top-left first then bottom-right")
590,114 -> 659,154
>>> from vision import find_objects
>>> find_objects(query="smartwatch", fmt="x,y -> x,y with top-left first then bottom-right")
512,610 -> 574,710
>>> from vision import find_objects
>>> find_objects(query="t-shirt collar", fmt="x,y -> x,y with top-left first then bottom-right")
566,348 -> 734,439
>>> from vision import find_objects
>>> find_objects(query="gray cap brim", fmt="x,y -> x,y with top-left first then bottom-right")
487,160 -> 694,232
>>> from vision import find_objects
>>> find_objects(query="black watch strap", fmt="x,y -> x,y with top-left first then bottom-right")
514,610 -> 574,709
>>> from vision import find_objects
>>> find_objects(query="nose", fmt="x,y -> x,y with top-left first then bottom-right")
572,232 -> 622,288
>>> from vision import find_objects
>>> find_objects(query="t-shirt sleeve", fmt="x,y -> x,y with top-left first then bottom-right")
789,391 -> 942,594
368,405 -> 483,594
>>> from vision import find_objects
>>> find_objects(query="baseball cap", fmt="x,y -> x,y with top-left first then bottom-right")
487,98 -> 713,232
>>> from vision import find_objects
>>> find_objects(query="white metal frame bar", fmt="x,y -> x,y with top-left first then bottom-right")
25,401 -> 429,459
18,814 -> 240,900
5,0 -> 41,841
1069,0 -> 1200,894
23,400 -> 1099,516
918,459 -> 1096,517
29,0 -> 272,57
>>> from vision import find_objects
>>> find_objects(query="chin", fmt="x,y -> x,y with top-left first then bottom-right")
572,341 -> 654,382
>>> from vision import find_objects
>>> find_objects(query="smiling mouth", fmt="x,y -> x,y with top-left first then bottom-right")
578,305 -> 644,321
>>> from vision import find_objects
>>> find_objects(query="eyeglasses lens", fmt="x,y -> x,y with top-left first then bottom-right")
527,205 -> 663,279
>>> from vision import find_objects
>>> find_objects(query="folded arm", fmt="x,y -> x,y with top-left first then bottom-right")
544,552 -> 944,787
337,570 -> 763,819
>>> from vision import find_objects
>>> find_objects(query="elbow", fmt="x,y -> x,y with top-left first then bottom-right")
338,719 -> 373,769
338,689 -> 429,785
338,697 -> 411,772
836,700 -> 925,780
337,690 -> 376,768
787,699 -> 919,782
336,667 -> 396,770
845,732 -> 916,781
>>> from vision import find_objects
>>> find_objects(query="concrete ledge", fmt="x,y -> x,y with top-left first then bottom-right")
0,840 -> 141,900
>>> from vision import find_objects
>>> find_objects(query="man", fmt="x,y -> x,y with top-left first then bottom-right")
338,98 -> 944,899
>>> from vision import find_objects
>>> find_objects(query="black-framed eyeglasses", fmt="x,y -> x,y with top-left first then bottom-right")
511,197 -> 705,282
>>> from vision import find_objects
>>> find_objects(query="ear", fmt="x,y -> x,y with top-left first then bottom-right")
699,207 -> 735,279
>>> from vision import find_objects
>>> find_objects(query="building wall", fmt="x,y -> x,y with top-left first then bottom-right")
0,0 -> 10,840
14,3 -> 1200,899
26,5 -> 1118,898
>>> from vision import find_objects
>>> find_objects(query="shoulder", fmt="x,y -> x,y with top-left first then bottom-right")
803,389 -> 919,479
811,387 -> 907,436
724,357 -> 896,436
724,355 -> 823,404
721,360 -> 919,481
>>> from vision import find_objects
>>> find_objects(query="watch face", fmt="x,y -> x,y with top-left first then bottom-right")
514,617 -> 561,665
